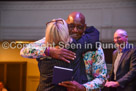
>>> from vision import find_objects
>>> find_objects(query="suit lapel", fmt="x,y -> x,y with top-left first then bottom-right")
113,50 -> 118,64
117,50 -> 128,68
116,44 -> 131,72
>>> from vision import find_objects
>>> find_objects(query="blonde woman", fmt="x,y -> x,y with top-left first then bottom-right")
37,18 -> 91,91
37,18 -> 72,91
45,18 -> 71,48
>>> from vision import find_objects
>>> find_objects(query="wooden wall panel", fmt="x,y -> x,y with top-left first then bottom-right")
0,64 -> 4,82
0,62 -> 27,91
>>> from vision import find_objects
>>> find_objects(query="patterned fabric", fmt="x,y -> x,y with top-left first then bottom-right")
20,38 -> 107,91
83,46 -> 107,91
20,37 -> 46,58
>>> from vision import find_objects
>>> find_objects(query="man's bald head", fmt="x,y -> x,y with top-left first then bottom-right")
66,12 -> 85,25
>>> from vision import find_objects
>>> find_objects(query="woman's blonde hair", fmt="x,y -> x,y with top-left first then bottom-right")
45,18 -> 70,46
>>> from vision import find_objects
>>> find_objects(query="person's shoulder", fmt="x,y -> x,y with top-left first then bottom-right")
85,26 -> 99,34
85,26 -> 95,31
131,46 -> 136,53
126,43 -> 136,51
129,46 -> 136,56
34,37 -> 45,43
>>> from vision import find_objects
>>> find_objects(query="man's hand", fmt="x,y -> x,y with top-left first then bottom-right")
105,81 -> 120,87
59,81 -> 86,91
48,47 -> 76,63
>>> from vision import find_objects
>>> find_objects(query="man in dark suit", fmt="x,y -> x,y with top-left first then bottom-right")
105,29 -> 136,91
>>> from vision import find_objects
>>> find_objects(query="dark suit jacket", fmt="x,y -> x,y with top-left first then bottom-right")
109,44 -> 136,91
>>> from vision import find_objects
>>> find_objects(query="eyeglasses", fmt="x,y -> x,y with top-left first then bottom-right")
46,19 -> 64,27
68,24 -> 85,31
